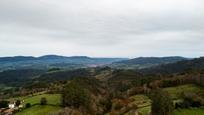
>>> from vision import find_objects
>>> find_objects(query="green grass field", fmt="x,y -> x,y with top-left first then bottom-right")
23,94 -> 61,106
127,95 -> 151,115
15,105 -> 62,115
13,94 -> 61,106
138,106 -> 151,115
14,94 -> 62,115
173,108 -> 204,115
130,95 -> 151,108
164,84 -> 204,99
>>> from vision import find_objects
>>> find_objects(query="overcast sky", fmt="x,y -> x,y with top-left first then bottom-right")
0,0 -> 203,58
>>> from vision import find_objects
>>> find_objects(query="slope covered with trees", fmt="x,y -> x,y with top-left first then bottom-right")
142,57 -> 204,74
0,56 -> 204,115
111,56 -> 186,69
0,55 -> 127,71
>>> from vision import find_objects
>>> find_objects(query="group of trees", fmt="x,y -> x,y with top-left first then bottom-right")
62,82 -> 90,108
0,69 -> 45,87
175,92 -> 204,109
108,70 -> 204,115
147,69 -> 204,89
61,77 -> 114,114
151,89 -> 174,115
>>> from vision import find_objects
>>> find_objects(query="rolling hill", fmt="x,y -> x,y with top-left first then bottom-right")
141,57 -> 204,74
0,55 -> 127,71
111,56 -> 186,69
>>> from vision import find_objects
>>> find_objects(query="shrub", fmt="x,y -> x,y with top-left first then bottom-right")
40,97 -> 47,105
99,98 -> 112,113
181,92 -> 203,108
26,103 -> 31,108
16,100 -> 21,107
114,102 -> 123,110
0,101 -> 9,108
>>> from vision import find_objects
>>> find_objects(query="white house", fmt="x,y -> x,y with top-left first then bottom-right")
19,104 -> 23,108
8,103 -> 15,109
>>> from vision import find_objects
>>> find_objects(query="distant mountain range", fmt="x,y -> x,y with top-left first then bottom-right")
141,57 -> 204,74
1,55 -> 202,73
1,55 -> 204,87
0,55 -> 126,63
111,56 -> 187,69
0,55 -> 127,71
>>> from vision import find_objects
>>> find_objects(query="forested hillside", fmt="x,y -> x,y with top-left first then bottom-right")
111,56 -> 186,69
0,55 -> 127,71
0,57 -> 204,115
141,57 -> 204,74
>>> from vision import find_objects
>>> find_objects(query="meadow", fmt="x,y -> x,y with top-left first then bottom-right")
13,94 -> 61,106
14,94 -> 62,115
173,108 -> 204,115
126,95 -> 151,115
130,95 -> 151,108
15,105 -> 62,115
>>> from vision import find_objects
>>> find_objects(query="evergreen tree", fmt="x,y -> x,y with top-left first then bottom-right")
151,89 -> 174,115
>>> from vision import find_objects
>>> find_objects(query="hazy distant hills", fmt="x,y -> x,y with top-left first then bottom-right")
0,55 -> 126,63
111,56 -> 187,69
141,57 -> 204,74
0,55 -> 191,71
0,55 -> 127,71
1,55 -> 204,87
0,56 -> 36,62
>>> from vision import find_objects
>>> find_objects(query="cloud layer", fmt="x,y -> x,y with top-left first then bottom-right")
0,0 -> 204,57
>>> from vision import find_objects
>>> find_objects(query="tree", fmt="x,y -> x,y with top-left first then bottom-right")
0,101 -> 9,108
26,103 -> 31,108
16,100 -> 21,107
182,92 -> 203,108
62,82 -> 90,108
99,97 -> 112,113
40,97 -> 47,105
151,89 -> 174,115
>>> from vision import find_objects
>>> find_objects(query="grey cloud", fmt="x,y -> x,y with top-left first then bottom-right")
0,0 -> 204,57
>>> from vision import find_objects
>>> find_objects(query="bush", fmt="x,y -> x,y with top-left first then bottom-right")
0,101 -> 9,108
151,89 -> 174,115
115,82 -> 131,92
16,100 -> 21,107
99,98 -> 112,113
180,92 -> 204,108
26,103 -> 31,108
114,102 -> 123,110
40,97 -> 47,105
